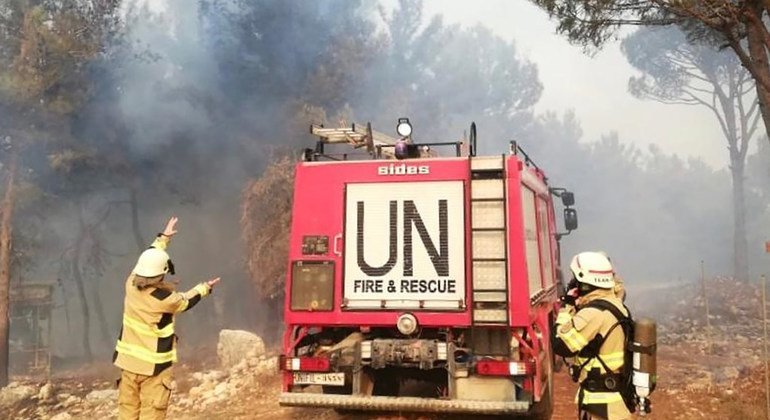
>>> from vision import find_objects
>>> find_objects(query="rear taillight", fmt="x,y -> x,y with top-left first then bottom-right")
279,356 -> 331,372
475,360 -> 534,376
290,261 -> 334,311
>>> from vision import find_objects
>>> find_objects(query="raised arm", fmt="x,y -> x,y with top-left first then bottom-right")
149,216 -> 178,250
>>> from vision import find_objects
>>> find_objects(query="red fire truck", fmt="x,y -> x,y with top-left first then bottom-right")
278,119 -> 578,417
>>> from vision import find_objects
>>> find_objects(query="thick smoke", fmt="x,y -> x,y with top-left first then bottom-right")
14,0 -> 769,363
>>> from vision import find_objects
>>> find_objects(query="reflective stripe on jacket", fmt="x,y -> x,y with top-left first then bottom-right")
113,235 -> 210,376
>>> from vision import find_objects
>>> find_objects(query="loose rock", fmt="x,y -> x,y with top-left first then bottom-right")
50,412 -> 73,420
38,382 -> 54,402
217,329 -> 265,369
0,383 -> 36,407
85,389 -> 117,404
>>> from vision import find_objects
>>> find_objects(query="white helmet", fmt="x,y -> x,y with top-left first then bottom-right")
133,248 -> 172,277
569,251 -> 615,289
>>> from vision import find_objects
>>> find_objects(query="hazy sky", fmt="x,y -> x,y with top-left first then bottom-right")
420,0 -> 732,168
141,0 -> 734,168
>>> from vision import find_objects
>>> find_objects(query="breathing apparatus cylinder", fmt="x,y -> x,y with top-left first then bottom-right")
632,317 -> 657,415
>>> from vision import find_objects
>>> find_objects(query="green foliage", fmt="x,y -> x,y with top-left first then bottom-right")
622,27 -> 742,103
531,0 -> 770,150
532,0 -> 677,49
1,2 -> 118,115
530,0 -> 748,50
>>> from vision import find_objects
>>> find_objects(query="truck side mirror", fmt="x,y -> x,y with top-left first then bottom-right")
564,208 -> 578,231
561,191 -> 575,207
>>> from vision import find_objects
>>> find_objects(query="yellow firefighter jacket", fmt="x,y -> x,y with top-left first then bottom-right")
113,235 -> 210,376
554,288 -> 631,420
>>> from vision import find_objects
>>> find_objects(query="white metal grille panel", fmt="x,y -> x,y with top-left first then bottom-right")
473,291 -> 507,302
470,156 -> 504,171
472,231 -> 506,259
472,261 -> 506,290
472,201 -> 505,229
471,179 -> 504,199
473,309 -> 508,323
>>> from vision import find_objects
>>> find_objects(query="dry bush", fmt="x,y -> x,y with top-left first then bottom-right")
241,156 -> 296,302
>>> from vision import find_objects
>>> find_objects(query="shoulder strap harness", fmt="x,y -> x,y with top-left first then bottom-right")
571,299 -> 631,381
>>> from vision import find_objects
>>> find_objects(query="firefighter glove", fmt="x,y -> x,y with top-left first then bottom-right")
560,285 -> 579,307
560,293 -> 576,307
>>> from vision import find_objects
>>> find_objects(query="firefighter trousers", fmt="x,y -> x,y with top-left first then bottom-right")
118,367 -> 174,420
580,411 -> 603,420
579,408 -> 631,420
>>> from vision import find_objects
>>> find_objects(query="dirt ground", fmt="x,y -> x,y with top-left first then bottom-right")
2,341 -> 767,420
4,278 -> 769,419
165,349 -> 766,420
167,370 -> 764,420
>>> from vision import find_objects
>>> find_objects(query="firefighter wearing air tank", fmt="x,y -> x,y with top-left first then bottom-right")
553,251 -> 630,420
114,217 -> 221,420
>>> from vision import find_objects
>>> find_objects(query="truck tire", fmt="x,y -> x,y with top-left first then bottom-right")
528,358 -> 554,420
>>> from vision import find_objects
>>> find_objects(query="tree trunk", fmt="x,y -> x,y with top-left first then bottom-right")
57,278 -> 72,335
0,151 -> 18,387
730,159 -> 750,282
745,12 -> 770,146
265,297 -> 284,344
76,209 -> 112,347
87,261 -> 112,346
129,184 -> 144,251
71,223 -> 93,361
87,270 -> 111,348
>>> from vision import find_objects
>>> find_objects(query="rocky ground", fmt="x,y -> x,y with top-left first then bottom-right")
0,278 -> 768,419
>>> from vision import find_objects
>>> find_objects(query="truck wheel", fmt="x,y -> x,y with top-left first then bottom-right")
528,359 -> 554,420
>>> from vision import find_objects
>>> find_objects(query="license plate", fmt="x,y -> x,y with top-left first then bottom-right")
292,372 -> 346,386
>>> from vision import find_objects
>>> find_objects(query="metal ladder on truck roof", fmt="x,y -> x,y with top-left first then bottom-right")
310,123 -> 399,159
469,155 -> 510,327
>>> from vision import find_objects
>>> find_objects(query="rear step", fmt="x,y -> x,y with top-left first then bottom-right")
279,393 -> 530,414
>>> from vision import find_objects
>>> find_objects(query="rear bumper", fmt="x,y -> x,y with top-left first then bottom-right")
278,393 -> 531,414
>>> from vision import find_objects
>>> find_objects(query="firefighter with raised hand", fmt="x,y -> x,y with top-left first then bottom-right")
553,251 -> 630,420
114,216 -> 220,420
